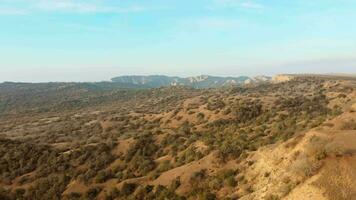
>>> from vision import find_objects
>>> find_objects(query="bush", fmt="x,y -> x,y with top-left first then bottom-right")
340,119 -> 356,130
86,186 -> 102,200
225,176 -> 237,187
14,188 -> 26,199
265,194 -> 280,200
105,187 -> 120,200
157,160 -> 172,173
197,113 -> 205,120
169,177 -> 181,191
120,183 -> 137,196
207,99 -> 225,111
0,187 -> 11,200
95,170 -> 113,183
199,192 -> 216,200
68,192 -> 82,199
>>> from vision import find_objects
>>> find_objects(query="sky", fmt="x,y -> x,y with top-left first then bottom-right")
0,0 -> 356,82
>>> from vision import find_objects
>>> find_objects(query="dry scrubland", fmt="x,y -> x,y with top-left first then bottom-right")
0,76 -> 356,200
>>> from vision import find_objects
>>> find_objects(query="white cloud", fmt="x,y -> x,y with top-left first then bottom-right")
240,1 -> 263,9
212,0 -> 264,9
36,1 -> 104,13
0,0 -> 153,14
194,17 -> 240,29
0,7 -> 27,15
35,0 -> 148,13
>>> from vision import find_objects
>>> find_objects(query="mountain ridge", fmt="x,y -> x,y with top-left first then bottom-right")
111,75 -> 271,88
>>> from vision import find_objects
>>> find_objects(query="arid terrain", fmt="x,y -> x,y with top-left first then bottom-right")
1,75 -> 356,200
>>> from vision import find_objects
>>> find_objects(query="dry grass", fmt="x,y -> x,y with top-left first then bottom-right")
313,157 -> 356,200
291,155 -> 323,178
340,119 -> 356,130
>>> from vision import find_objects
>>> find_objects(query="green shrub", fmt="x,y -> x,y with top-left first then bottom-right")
120,183 -> 137,196
225,176 -> 237,187
86,186 -> 102,200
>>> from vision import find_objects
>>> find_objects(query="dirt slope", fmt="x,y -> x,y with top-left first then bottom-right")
239,102 -> 356,200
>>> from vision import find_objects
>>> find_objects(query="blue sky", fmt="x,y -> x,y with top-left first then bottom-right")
0,0 -> 356,82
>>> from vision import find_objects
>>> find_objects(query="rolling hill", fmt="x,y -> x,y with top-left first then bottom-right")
0,75 -> 355,200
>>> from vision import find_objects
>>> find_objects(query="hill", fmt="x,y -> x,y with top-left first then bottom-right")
111,75 -> 271,88
0,75 -> 355,200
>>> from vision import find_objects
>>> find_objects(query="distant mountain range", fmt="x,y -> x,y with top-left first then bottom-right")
111,75 -> 271,89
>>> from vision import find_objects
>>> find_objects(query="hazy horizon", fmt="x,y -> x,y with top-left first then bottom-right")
1,0 -> 356,82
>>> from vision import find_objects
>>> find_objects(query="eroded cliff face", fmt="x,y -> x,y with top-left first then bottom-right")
272,75 -> 295,83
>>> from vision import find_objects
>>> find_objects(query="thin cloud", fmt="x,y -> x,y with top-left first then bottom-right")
240,2 -> 264,9
63,23 -> 116,33
211,0 -> 264,10
195,17 -> 240,30
0,7 -> 27,15
35,1 -> 149,13
0,0 -> 154,14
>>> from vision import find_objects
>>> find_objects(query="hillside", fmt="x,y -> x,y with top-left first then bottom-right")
0,75 -> 355,200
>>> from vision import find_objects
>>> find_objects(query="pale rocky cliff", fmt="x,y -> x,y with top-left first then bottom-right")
272,75 -> 295,83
